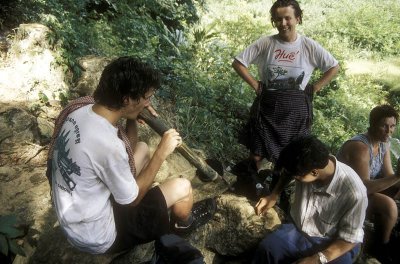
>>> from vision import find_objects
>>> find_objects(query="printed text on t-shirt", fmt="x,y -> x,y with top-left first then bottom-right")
274,49 -> 300,63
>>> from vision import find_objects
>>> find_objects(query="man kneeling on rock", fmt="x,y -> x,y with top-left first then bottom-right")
253,135 -> 367,264
46,56 -> 216,254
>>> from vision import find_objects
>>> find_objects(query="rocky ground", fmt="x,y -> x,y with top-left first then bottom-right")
0,23 -> 394,264
0,23 -> 282,264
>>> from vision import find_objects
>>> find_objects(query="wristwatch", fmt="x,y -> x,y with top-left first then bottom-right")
317,252 -> 328,264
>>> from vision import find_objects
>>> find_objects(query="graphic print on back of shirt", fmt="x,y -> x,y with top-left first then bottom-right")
55,129 -> 81,191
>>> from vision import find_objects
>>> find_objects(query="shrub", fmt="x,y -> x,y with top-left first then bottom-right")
0,215 -> 26,260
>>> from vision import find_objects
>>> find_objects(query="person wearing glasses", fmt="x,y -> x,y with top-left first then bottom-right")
47,57 -> 216,255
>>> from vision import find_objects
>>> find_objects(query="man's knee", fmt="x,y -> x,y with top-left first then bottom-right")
258,226 -> 296,254
387,197 -> 398,220
162,178 -> 192,200
173,178 -> 192,197
134,141 -> 150,172
135,141 -> 150,157
258,234 -> 277,252
253,229 -> 297,264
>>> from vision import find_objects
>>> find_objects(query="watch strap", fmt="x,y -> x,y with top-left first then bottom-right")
317,252 -> 328,264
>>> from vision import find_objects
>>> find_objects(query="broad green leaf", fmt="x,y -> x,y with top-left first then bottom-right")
0,234 -> 8,256
0,225 -> 24,239
8,239 -> 26,257
0,215 -> 17,228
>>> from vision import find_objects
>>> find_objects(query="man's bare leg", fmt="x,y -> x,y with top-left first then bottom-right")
133,141 -> 150,174
159,178 -> 193,221
368,193 -> 398,243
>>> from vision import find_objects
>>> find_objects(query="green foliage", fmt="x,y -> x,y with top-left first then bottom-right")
0,0 -> 205,82
313,75 -> 388,152
303,0 -> 400,58
38,91 -> 49,105
2,0 -> 399,164
335,2 -> 400,56
128,0 -> 203,30
0,215 -> 25,257
59,91 -> 69,107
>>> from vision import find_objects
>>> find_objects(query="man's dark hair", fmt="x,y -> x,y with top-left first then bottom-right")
93,56 -> 160,109
275,135 -> 329,177
270,0 -> 303,27
369,104 -> 398,129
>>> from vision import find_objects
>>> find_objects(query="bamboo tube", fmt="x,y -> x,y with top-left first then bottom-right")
139,108 -> 221,182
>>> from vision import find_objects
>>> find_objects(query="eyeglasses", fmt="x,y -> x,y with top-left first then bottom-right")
143,93 -> 155,101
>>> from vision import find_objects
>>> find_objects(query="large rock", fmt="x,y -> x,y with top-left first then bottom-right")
188,194 -> 280,261
0,106 -> 46,165
0,23 -> 69,104
73,56 -> 113,96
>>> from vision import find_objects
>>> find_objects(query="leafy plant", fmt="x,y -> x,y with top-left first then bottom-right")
312,75 -> 388,152
0,215 -> 26,259
38,91 -> 49,105
1,0 -> 399,165
303,0 -> 400,58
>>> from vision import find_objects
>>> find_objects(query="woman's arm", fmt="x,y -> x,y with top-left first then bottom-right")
340,141 -> 370,181
312,64 -> 339,93
381,144 -> 396,177
343,141 -> 400,194
232,59 -> 260,93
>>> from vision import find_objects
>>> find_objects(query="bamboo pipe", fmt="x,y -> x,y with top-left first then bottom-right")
139,108 -> 229,184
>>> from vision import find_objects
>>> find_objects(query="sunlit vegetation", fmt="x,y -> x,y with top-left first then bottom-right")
1,0 -> 399,164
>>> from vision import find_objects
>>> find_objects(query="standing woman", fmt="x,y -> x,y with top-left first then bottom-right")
232,0 -> 339,172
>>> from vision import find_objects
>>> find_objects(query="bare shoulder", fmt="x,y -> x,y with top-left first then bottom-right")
340,140 -> 370,162
343,140 -> 368,152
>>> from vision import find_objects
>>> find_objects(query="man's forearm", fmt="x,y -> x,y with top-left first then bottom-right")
125,119 -> 138,148
132,149 -> 165,205
271,169 -> 294,196
131,129 -> 179,205
320,239 -> 356,262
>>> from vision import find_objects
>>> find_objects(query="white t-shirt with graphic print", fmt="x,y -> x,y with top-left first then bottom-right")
51,104 -> 138,254
235,34 -> 338,90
